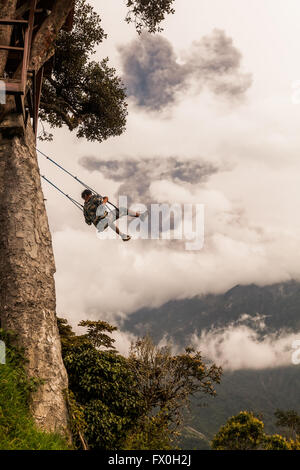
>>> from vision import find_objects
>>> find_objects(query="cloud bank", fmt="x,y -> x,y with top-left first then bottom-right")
119,29 -> 252,111
80,155 -> 218,203
191,318 -> 300,371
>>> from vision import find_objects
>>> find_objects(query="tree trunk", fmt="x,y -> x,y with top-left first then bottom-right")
0,114 -> 70,436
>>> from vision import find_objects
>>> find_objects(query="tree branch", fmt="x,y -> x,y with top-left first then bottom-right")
44,76 -> 82,116
40,101 -> 78,130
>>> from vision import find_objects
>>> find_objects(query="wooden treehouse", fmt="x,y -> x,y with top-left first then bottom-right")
0,0 -> 74,137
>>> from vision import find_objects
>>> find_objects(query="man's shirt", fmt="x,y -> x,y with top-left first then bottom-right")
83,195 -> 108,227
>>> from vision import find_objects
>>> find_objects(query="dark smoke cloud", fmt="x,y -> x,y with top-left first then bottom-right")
185,30 -> 252,98
119,29 -> 252,111
119,34 -> 187,110
80,156 -> 217,203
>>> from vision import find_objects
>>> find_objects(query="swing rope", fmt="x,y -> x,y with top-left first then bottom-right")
36,148 -> 118,211
41,175 -> 84,212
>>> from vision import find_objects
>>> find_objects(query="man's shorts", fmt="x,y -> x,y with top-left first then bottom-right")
96,207 -> 128,233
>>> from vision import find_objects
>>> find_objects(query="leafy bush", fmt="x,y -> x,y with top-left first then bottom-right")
58,319 -> 222,450
0,330 -> 69,450
58,319 -> 143,449
212,411 -> 300,450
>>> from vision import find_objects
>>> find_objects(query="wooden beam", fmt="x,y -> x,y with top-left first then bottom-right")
33,66 -> 43,135
21,0 -> 37,93
0,45 -> 24,51
3,81 -> 23,94
0,19 -> 29,25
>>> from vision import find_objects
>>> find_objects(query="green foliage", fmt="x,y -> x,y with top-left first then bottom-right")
0,330 -> 69,450
57,317 -> 78,349
58,320 -> 221,450
128,337 -> 222,422
66,390 -> 88,450
290,439 -> 300,450
274,409 -> 300,439
211,411 -> 265,450
125,336 -> 222,448
58,319 -> 143,449
123,411 -> 174,450
263,434 -> 292,450
40,0 -> 127,142
58,317 -> 117,351
212,411 -> 300,451
78,320 -> 117,350
125,0 -> 175,33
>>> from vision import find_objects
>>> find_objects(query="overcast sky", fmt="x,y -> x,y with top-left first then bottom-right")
38,0 -> 300,363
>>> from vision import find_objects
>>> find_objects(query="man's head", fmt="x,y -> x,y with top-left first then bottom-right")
81,189 -> 92,202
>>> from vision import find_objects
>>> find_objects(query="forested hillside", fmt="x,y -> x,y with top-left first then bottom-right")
124,281 -> 300,342
123,281 -> 300,448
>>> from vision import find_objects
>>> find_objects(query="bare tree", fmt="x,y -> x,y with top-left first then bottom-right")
126,336 -> 222,448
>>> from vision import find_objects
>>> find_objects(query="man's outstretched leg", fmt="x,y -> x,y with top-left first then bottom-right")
116,207 -> 148,221
109,207 -> 148,241
108,221 -> 131,242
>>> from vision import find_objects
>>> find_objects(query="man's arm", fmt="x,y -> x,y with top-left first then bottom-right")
95,195 -> 104,204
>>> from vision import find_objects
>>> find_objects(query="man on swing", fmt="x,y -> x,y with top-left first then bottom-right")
81,189 -> 147,242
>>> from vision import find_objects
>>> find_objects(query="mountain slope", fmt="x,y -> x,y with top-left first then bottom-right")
124,281 -> 300,345
122,281 -> 300,449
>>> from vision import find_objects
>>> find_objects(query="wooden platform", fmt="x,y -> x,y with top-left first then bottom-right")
0,0 -> 75,136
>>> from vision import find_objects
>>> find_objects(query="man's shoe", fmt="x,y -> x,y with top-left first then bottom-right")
122,235 -> 131,242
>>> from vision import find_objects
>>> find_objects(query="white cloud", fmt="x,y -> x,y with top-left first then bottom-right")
53,218 -> 300,332
191,324 -> 300,370
111,329 -> 138,357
